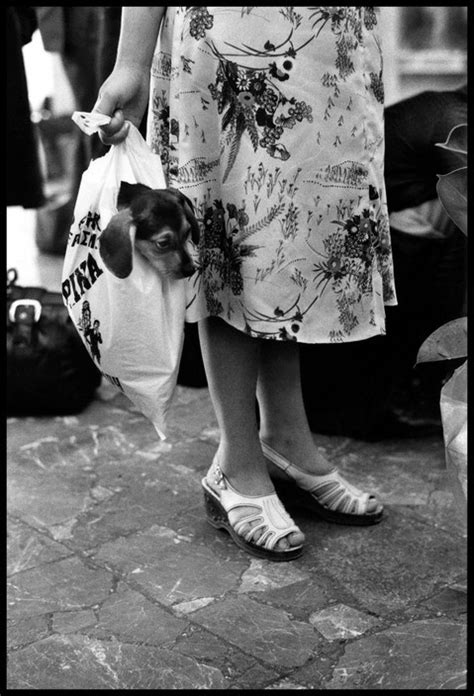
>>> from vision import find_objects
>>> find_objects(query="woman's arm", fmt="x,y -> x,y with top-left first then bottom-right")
114,7 -> 165,70
95,7 -> 166,144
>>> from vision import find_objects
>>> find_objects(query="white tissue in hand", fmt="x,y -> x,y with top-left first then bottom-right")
72,111 -> 112,136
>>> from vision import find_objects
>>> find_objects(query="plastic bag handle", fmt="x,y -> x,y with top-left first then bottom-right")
71,111 -> 112,136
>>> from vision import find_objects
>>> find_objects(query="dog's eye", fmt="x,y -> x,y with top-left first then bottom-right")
154,238 -> 172,250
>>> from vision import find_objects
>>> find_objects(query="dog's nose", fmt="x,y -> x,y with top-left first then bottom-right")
181,262 -> 195,278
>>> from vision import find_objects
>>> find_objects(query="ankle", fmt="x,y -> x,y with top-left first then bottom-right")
260,433 -> 304,456
215,440 -> 265,472
260,434 -> 335,475
209,449 -> 274,496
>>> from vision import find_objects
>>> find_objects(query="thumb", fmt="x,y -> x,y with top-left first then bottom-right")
93,86 -> 120,118
94,105 -> 130,143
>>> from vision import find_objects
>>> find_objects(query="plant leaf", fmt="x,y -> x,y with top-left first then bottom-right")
222,121 -> 244,184
436,123 -> 467,156
436,167 -> 467,235
416,317 -> 467,364
222,104 -> 236,131
244,110 -> 259,152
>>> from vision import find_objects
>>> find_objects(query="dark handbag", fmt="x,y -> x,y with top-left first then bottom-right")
7,268 -> 101,415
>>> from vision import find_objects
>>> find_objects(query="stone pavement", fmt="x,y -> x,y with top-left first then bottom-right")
7,379 -> 467,690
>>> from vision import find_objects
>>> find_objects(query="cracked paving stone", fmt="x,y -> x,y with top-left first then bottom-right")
265,679 -> 307,689
8,463 -> 93,529
7,634 -> 226,690
324,619 -> 467,689
231,663 -> 281,690
67,486 -> 197,550
7,615 -> 49,650
94,525 -> 244,605
281,647 -> 343,689
238,558 -> 310,594
300,512 -> 466,614
87,582 -> 188,645
419,586 -> 467,619
174,626 -> 278,689
168,396 -> 217,441
172,597 -> 215,616
7,518 -> 71,575
53,609 -> 97,634
7,556 -> 112,619
248,577 -> 331,615
309,603 -> 381,641
190,595 -> 322,669
94,445 -> 202,492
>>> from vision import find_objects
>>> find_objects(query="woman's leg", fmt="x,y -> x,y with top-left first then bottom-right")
198,316 -> 304,549
257,339 -> 379,512
257,339 -> 333,472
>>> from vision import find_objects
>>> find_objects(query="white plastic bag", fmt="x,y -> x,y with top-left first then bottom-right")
440,360 -> 467,528
62,117 -> 186,439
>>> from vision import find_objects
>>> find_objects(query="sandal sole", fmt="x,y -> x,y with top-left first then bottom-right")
272,478 -> 384,526
202,481 -> 303,562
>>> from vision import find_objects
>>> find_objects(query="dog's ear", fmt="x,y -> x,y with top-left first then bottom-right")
117,181 -> 152,210
167,187 -> 201,245
99,209 -> 136,279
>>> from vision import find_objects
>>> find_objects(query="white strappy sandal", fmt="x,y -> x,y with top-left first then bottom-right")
261,441 -> 384,526
202,460 -> 304,561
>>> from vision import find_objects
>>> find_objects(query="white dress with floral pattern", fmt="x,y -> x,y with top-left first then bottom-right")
148,6 -> 397,343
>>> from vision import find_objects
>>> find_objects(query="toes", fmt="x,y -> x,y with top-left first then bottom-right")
238,521 -> 260,543
366,497 -> 380,513
276,530 -> 304,552
228,505 -> 303,553
289,530 -> 305,546
276,537 -> 290,551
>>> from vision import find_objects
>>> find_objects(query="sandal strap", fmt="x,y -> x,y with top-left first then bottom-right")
308,473 -> 371,514
261,441 -> 374,515
206,461 -> 302,551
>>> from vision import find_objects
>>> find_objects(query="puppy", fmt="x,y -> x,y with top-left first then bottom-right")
99,181 -> 200,279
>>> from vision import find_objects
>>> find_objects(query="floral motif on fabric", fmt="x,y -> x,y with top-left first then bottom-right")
149,7 -> 397,343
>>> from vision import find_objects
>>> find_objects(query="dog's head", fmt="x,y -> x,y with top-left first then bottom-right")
99,182 -> 200,279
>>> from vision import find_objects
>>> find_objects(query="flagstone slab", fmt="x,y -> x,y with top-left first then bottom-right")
93,525 -> 244,606
7,634 -> 226,690
7,518 -> 72,575
309,603 -> 381,641
190,595 -> 321,669
174,625 -> 278,689
66,486 -> 197,550
7,556 -> 112,619
265,679 -> 307,689
238,558 -> 310,594
298,510 -> 466,615
8,462 -> 93,529
87,582 -> 188,645
324,619 -> 467,689
7,615 -> 49,650
52,609 -> 97,634
419,585 -> 467,619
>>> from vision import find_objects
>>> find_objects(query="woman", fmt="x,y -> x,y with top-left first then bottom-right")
95,7 -> 395,561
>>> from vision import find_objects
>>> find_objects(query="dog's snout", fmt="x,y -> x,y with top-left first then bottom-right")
179,247 -> 196,278
181,261 -> 196,278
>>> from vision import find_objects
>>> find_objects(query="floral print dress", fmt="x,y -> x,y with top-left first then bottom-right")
149,6 -> 397,343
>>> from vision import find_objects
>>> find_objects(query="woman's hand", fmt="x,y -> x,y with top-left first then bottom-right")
91,7 -> 165,145
93,65 -> 150,145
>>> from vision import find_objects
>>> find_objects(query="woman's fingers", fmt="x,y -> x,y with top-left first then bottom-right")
99,120 -> 131,145
96,109 -> 130,145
